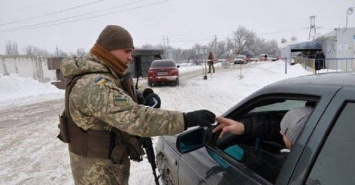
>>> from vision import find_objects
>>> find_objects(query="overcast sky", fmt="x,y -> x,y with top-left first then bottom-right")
0,0 -> 354,54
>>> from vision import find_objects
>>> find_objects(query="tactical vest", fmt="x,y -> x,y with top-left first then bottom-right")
57,72 -> 145,163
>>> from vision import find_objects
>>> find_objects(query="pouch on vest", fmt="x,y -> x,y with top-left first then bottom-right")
127,136 -> 145,162
111,145 -> 129,165
57,110 -> 70,143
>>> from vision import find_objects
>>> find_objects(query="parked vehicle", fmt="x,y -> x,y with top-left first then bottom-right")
147,59 -> 179,86
155,72 -> 355,185
234,55 -> 249,64
259,54 -> 268,61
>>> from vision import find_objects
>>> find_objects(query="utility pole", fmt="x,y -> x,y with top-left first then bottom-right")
346,7 -> 355,29
309,15 -> 317,40
56,45 -> 59,57
162,35 -> 170,48
163,35 -> 166,48
166,35 -> 170,47
214,35 -> 217,50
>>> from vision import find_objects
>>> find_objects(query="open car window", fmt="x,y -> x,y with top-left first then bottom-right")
213,96 -> 318,184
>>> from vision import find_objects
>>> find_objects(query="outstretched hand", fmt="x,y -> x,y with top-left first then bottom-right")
212,117 -> 245,138
184,110 -> 216,129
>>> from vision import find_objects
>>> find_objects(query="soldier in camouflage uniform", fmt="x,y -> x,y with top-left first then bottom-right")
59,25 -> 215,185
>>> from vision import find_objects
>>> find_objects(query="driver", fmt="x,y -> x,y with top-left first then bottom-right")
212,106 -> 314,151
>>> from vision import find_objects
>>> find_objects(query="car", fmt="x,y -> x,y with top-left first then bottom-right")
147,59 -> 179,86
155,72 -> 355,185
259,54 -> 268,61
234,55 -> 249,64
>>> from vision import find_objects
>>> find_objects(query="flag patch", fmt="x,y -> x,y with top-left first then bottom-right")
114,96 -> 129,106
95,76 -> 107,85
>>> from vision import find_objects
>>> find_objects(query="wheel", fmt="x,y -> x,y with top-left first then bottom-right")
157,155 -> 174,185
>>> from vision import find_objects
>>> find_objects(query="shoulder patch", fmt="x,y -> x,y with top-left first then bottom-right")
95,76 -> 107,85
114,96 -> 129,106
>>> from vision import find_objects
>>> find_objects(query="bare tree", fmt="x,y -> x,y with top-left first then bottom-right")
57,49 -> 68,57
264,40 -> 280,56
5,40 -> 19,56
22,45 -> 53,57
290,36 -> 297,41
140,44 -> 155,49
249,37 -> 266,56
231,26 -> 255,54
281,38 -> 287,43
76,48 -> 87,57
207,39 -> 227,58
23,45 -> 38,56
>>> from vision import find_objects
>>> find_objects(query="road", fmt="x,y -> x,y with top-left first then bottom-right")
0,62 -> 253,184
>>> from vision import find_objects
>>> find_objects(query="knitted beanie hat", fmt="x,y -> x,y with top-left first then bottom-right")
96,25 -> 134,51
280,107 -> 313,145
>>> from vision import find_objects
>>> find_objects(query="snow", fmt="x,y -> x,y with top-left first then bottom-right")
0,73 -> 64,110
0,60 -> 313,184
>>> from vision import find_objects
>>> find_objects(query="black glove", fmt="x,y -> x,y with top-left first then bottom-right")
143,88 -> 161,108
184,110 -> 216,129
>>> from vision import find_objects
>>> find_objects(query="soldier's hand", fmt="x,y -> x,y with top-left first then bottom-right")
184,110 -> 216,129
143,88 -> 161,108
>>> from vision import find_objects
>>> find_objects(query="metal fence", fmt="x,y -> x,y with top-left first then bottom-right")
284,58 -> 355,74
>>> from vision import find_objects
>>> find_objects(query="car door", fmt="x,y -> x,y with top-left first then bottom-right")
177,93 -> 327,185
287,87 -> 355,184
177,141 -> 265,185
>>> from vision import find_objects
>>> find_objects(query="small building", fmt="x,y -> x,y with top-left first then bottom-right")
314,27 -> 355,71
280,40 -> 322,64
280,27 -> 355,71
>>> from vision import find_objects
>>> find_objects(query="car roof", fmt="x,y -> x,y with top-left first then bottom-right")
150,59 -> 177,68
222,72 -> 355,118
152,59 -> 175,63
271,72 -> 355,88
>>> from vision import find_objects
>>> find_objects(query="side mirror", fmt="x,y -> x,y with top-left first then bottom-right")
176,127 -> 205,154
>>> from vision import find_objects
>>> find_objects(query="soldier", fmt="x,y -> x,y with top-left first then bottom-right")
58,25 -> 215,185
207,52 -> 216,73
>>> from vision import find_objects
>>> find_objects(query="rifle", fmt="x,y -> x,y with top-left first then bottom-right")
140,137 -> 160,185
134,60 -> 160,185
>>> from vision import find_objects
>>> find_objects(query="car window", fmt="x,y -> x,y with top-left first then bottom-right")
306,102 -> 355,184
215,97 -> 317,184
250,100 -> 307,113
151,60 -> 176,68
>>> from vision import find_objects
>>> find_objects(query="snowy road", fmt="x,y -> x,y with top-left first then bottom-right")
0,99 -> 72,184
0,63 -> 249,185
0,61 -> 309,185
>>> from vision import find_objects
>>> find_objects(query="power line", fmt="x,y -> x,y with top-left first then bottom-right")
0,0 -> 169,32
0,0 -> 149,31
0,0 -> 104,26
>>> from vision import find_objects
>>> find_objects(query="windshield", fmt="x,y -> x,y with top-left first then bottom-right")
151,60 -> 176,68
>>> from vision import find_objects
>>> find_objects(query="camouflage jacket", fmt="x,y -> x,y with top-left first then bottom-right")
60,54 -> 184,185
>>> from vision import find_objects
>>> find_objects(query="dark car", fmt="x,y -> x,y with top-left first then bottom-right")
155,72 -> 355,185
147,59 -> 179,86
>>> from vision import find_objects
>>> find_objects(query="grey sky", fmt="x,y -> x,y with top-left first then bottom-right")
0,0 -> 354,54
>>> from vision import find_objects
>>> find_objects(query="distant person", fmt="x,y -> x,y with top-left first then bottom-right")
208,52 -> 216,73
306,51 -> 312,58
264,54 -> 268,61
58,24 -> 216,185
212,106 -> 314,152
315,51 -> 325,70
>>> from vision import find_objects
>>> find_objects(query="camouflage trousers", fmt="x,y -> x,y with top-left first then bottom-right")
69,152 -> 130,185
